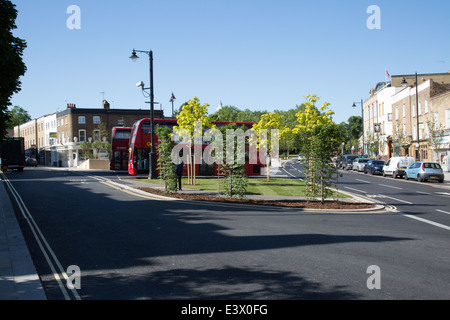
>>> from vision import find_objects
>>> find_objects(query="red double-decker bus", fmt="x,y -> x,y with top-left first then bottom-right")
110,127 -> 132,171
127,118 -> 264,176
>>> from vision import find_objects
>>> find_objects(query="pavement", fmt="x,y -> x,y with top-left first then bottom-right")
1,164 -> 449,300
0,175 -> 47,300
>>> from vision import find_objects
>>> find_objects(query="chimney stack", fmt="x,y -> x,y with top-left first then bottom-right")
102,100 -> 110,109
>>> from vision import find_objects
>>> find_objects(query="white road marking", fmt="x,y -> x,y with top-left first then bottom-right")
343,186 -> 367,194
380,195 -> 413,205
436,209 -> 450,216
397,212 -> 450,231
378,184 -> 403,190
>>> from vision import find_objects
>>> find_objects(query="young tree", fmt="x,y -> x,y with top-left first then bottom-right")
252,112 -> 285,182
0,0 -> 27,141
173,97 -> 214,185
293,95 -> 338,199
426,118 -> 445,162
310,122 -> 343,203
216,123 -> 248,198
156,126 -> 178,193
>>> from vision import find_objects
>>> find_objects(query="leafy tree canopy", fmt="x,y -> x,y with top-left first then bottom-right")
5,105 -> 31,128
0,0 -> 27,141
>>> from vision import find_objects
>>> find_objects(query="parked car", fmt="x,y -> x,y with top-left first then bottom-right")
404,162 -> 444,183
364,160 -> 385,175
352,158 -> 369,172
340,154 -> 359,170
25,156 -> 37,167
383,156 -> 415,178
298,153 -> 304,161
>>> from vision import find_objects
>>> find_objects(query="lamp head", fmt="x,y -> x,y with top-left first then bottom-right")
129,49 -> 139,62
401,77 -> 408,87
136,81 -> 145,88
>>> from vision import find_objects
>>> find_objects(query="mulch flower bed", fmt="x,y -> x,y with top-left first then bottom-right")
138,187 -> 376,210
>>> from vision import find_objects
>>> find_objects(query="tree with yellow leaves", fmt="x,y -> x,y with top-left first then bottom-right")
293,95 -> 343,201
252,112 -> 286,182
173,97 -> 214,185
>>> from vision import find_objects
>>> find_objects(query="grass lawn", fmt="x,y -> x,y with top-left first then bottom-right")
136,177 -> 349,198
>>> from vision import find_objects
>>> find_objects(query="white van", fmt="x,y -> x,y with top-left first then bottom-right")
442,156 -> 449,172
383,156 -> 415,178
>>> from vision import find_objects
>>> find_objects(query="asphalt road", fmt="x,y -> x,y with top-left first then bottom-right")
3,166 -> 450,300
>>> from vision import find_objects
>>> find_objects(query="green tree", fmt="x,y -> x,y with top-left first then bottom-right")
426,118 -> 445,162
236,109 -> 267,123
80,141 -> 93,160
0,0 -> 27,141
210,105 -> 240,122
5,105 -> 31,129
216,124 -> 248,198
310,122 -> 343,203
156,126 -> 178,193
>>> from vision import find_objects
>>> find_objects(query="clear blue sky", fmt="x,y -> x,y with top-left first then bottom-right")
9,0 -> 450,124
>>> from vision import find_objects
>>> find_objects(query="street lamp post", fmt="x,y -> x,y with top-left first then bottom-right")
401,72 -> 420,161
130,49 -> 158,179
170,92 -> 176,118
352,99 -> 365,155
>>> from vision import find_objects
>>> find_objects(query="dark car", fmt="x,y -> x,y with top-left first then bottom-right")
25,156 -> 37,167
364,160 -> 385,175
339,154 -> 359,170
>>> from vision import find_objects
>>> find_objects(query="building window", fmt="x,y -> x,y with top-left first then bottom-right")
412,104 -> 416,117
395,107 -> 399,120
402,104 -> 406,118
118,119 -> 124,126
93,116 -> 101,124
79,129 -> 86,142
78,116 -> 86,124
424,100 -> 428,114
418,102 -> 421,116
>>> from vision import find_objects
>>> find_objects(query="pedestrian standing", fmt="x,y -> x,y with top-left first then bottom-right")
175,162 -> 183,190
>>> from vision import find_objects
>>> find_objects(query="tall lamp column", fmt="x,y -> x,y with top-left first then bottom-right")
401,72 -> 420,161
352,99 -> 365,155
130,49 -> 158,179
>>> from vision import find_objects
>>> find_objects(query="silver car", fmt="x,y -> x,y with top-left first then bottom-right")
404,162 -> 444,183
352,158 -> 369,172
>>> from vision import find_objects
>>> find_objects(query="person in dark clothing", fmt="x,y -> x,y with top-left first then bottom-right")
175,162 -> 183,190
